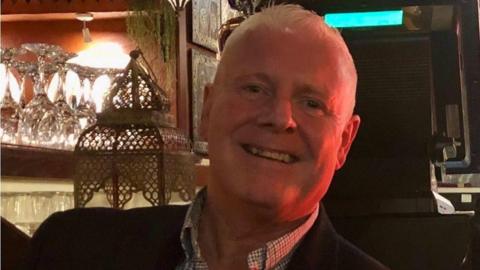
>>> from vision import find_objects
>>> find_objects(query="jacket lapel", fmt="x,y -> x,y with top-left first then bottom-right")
287,205 -> 340,270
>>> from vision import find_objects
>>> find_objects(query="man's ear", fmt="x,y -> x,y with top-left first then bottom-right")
199,83 -> 214,141
336,115 -> 361,170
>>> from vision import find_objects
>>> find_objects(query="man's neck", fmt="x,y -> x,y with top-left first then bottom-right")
197,190 -> 311,269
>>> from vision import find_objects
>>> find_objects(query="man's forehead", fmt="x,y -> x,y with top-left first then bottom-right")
236,25 -> 307,43
217,23 -> 356,97
223,29 -> 348,74
224,25 -> 347,63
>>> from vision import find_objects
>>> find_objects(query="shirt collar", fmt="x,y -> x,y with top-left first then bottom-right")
248,203 -> 319,269
180,188 -> 206,261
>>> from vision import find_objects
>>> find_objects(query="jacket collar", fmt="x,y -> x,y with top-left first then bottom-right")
287,204 -> 340,270
110,204 -> 338,270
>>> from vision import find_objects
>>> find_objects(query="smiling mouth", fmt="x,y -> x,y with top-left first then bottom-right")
241,144 -> 299,164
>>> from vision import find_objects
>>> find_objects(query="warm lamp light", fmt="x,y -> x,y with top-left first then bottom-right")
68,42 -> 130,69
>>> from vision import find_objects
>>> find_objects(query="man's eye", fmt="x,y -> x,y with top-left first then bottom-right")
306,99 -> 320,109
239,84 -> 268,100
244,85 -> 262,93
300,98 -> 327,116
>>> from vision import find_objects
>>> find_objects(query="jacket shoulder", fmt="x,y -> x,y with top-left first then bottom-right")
36,204 -> 188,240
37,205 -> 188,238
23,205 -> 189,270
287,205 -> 390,270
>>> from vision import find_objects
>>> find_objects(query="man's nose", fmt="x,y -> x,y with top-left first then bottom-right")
257,98 -> 297,133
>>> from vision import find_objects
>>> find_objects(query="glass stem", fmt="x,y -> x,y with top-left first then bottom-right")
19,75 -> 27,108
55,69 -> 67,103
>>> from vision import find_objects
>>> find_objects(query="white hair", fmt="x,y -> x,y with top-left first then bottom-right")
223,4 -> 355,71
219,4 -> 357,117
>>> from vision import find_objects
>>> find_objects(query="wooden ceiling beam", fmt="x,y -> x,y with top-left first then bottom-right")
1,11 -> 128,21
1,0 -> 129,15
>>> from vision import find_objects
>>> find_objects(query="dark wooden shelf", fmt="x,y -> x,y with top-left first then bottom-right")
1,144 -> 74,179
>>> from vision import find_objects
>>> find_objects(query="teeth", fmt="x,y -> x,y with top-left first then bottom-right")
246,145 -> 295,163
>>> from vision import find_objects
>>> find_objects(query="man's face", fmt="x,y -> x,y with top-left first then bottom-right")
200,27 -> 360,220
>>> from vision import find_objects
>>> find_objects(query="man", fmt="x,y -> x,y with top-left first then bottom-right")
24,4 -> 389,270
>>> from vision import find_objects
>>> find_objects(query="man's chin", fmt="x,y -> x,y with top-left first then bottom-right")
239,189 -> 303,215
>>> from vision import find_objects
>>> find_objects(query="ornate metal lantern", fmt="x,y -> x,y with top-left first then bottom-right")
74,50 -> 194,208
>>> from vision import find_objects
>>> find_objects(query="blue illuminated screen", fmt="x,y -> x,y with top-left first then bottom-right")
325,10 -> 404,28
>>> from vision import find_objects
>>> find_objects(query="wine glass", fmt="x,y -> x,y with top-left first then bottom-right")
67,63 -> 98,131
0,65 -> 22,144
1,48 -> 26,144
13,61 -> 37,110
13,193 -> 36,235
52,192 -> 74,212
64,63 -> 123,134
64,69 -> 82,109
49,51 -> 81,150
91,67 -> 122,112
1,193 -> 15,220
18,43 -> 60,147
0,48 -> 26,102
46,49 -> 76,102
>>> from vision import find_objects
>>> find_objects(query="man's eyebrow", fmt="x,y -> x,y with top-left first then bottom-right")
233,73 -> 274,84
296,83 -> 330,100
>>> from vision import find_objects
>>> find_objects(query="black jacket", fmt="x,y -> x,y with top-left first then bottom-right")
23,205 -> 389,270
